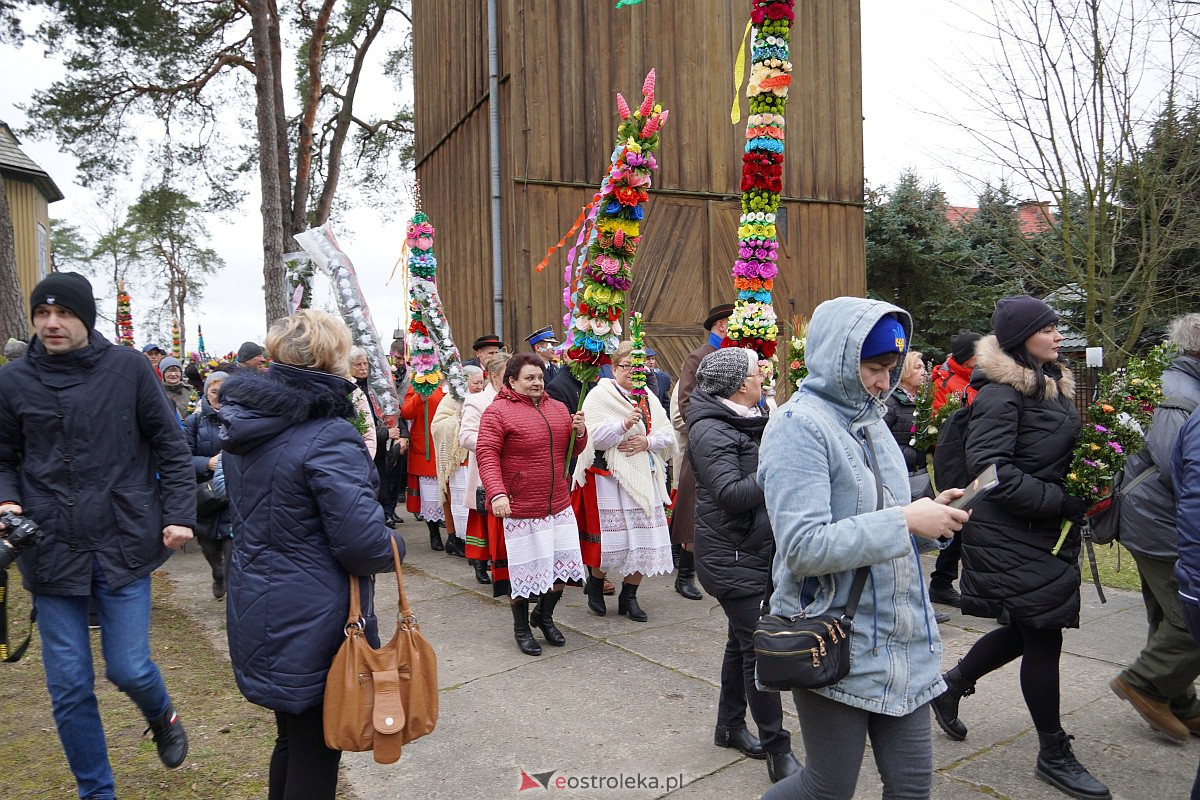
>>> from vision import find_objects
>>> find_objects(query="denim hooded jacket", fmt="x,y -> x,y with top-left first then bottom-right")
757,297 -> 945,717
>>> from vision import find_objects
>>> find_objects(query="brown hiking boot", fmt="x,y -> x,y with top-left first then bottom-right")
1109,676 -> 1188,741
1179,715 -> 1200,737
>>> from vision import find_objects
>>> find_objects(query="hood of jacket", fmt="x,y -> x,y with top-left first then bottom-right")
798,296 -> 912,431
219,362 -> 356,455
971,335 -> 1075,400
686,385 -> 768,434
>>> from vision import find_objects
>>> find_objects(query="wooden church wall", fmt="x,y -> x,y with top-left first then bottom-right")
414,0 -> 864,378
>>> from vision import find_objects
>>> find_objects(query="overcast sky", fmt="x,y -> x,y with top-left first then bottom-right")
1,1 -> 1010,355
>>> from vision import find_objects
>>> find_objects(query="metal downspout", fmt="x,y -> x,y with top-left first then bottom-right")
487,0 -> 504,334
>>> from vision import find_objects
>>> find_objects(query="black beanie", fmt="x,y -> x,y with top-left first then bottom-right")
950,330 -> 982,364
30,272 -> 97,331
992,295 -> 1058,351
237,341 -> 265,362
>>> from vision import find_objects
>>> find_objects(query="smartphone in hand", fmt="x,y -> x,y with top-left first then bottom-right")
948,464 -> 999,510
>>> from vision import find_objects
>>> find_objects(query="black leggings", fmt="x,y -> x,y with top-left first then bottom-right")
957,621 -> 1064,733
269,704 -> 342,800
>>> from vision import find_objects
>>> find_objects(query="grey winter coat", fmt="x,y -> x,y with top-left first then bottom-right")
1119,354 -> 1200,561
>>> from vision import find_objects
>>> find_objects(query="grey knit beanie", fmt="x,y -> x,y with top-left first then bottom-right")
697,348 -> 755,398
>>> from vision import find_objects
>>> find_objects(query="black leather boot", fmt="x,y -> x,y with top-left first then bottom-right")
766,750 -> 801,782
145,702 -> 188,768
675,548 -> 703,600
529,590 -> 566,646
510,599 -> 542,656
472,559 -> 492,584
617,582 -> 648,622
1035,730 -> 1111,799
713,726 -> 766,759
427,521 -> 444,551
444,534 -> 466,557
931,663 -> 976,741
585,573 -> 607,616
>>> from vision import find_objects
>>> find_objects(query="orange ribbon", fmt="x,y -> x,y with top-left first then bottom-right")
536,201 -> 595,273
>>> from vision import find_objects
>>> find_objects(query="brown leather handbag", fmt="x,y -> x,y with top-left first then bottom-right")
323,537 -> 438,763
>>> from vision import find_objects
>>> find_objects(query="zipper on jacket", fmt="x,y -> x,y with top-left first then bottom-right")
534,399 -> 555,518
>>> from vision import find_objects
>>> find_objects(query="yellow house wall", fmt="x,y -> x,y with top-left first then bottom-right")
4,175 -> 52,315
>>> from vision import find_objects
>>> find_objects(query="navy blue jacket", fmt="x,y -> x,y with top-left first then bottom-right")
219,363 -> 402,714
0,332 -> 195,595
183,399 -> 232,539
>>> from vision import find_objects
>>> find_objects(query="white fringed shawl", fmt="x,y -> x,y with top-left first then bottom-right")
430,395 -> 467,496
572,378 -> 673,515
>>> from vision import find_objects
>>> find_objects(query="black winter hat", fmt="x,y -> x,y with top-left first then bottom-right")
992,295 -> 1058,351
237,341 -> 265,362
29,272 -> 97,331
950,329 -> 982,364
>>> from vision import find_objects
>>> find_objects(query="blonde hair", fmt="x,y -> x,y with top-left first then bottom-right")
900,351 -> 924,386
613,340 -> 635,365
485,351 -> 512,380
266,309 -> 352,376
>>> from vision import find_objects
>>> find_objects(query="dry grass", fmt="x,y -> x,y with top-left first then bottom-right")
0,573 -> 276,799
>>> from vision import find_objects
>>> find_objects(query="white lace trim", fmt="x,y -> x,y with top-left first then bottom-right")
503,509 -> 585,598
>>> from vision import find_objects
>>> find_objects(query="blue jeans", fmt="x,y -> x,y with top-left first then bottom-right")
35,559 -> 172,800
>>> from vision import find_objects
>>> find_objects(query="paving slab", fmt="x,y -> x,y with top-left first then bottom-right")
159,532 -> 1200,799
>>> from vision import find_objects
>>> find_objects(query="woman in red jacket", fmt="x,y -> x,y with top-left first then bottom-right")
402,383 -> 450,552
477,353 -> 588,655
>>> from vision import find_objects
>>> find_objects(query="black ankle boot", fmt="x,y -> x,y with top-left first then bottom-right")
472,559 -> 492,584
931,663 -> 976,741
444,534 -> 466,557
427,521 -> 444,551
144,702 -> 188,768
585,573 -> 607,616
1035,730 -> 1111,799
617,582 -> 648,622
766,750 -> 801,783
510,599 -> 542,656
713,725 -> 766,759
675,548 -> 703,600
529,590 -> 566,646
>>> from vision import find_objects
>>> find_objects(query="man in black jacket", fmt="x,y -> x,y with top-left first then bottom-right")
0,273 -> 195,799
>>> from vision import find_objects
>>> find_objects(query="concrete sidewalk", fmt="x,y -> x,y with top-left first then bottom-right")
163,534 -> 1197,799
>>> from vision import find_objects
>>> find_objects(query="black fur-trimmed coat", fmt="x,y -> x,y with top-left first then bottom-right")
218,363 -> 401,713
959,335 -> 1083,630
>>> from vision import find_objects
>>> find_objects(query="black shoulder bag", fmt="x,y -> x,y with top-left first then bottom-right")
752,429 -> 884,691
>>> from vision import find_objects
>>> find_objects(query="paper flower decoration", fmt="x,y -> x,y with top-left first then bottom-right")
404,211 -> 468,400
116,280 -> 134,347
723,0 -> 794,360
566,69 -> 669,385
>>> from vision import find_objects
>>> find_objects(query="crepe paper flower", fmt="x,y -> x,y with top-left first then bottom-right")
729,56 -> 794,366
566,70 -> 668,389
403,210 -> 468,400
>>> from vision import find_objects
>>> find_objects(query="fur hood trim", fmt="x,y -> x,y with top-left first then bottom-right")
973,335 -> 1075,400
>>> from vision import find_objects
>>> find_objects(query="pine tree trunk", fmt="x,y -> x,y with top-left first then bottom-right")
0,182 -> 30,343
250,0 -> 289,325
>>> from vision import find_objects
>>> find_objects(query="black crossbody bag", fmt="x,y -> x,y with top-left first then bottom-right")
753,429 -> 884,691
